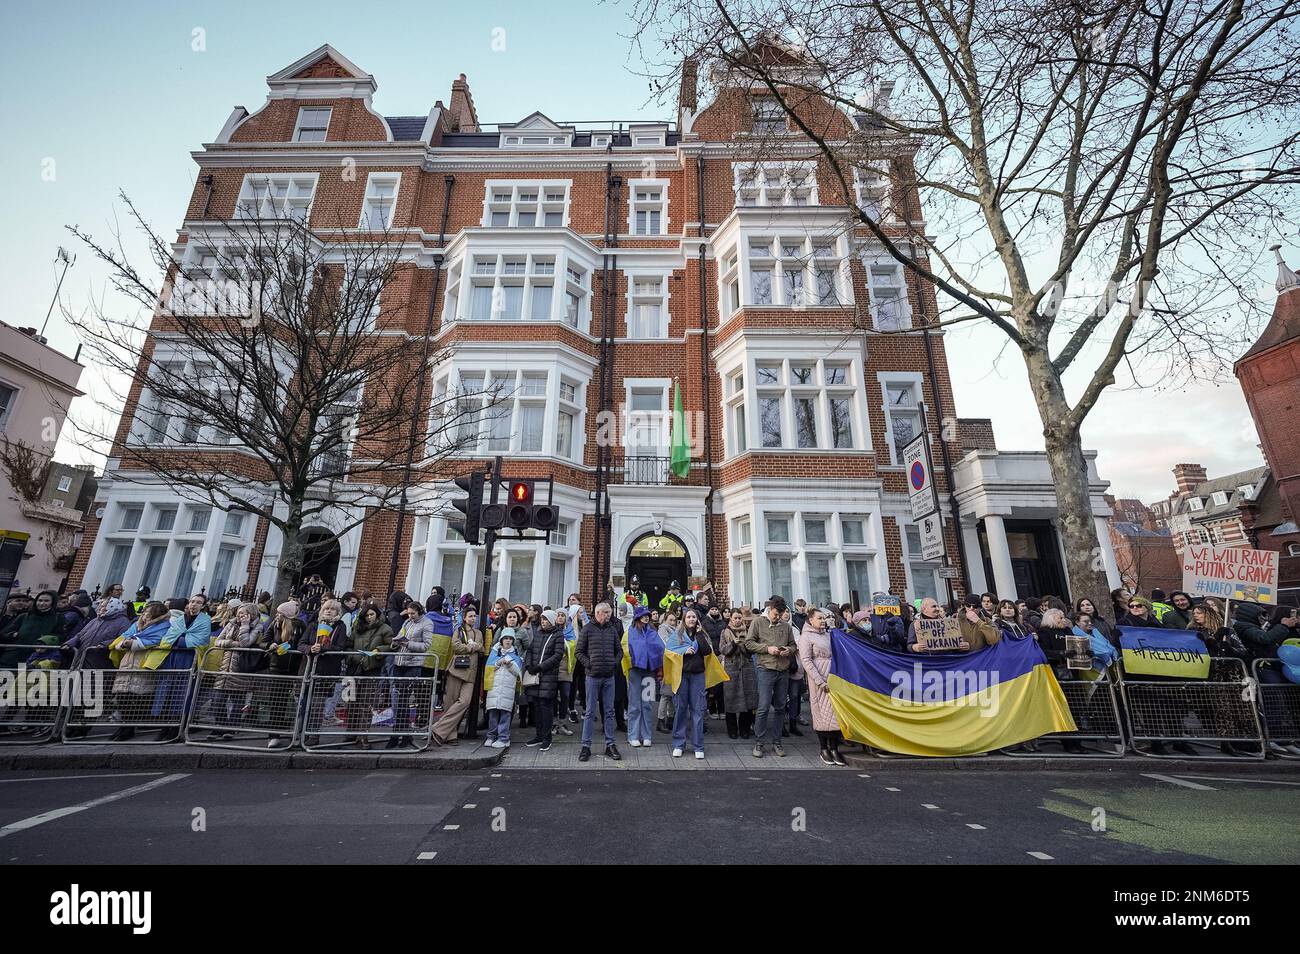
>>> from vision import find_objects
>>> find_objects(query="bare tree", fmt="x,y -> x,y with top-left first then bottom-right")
0,437 -> 54,504
66,196 -> 495,602
628,0 -> 1300,600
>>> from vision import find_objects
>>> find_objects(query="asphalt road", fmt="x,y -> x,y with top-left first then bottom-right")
1,766 -> 1297,864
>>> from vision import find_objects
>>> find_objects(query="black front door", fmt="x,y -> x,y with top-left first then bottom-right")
625,556 -> 689,610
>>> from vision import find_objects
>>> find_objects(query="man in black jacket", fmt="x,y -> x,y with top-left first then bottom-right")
576,602 -> 623,762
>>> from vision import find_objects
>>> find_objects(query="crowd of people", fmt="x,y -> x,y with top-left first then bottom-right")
2,575 -> 1297,760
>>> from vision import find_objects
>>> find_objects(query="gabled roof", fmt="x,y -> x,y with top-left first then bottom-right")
498,111 -> 575,134
268,44 -> 372,84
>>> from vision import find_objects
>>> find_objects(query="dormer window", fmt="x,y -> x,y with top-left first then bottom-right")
498,112 -> 575,149
293,107 -> 332,142
1212,491 -> 1229,506
752,97 -> 786,134
1187,497 -> 1204,511
628,124 -> 667,148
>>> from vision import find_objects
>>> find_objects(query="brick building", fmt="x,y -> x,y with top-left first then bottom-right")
72,43 -> 1120,609
1235,246 -> 1300,604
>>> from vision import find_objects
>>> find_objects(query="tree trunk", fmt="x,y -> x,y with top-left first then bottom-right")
273,499 -> 305,605
1023,348 -> 1113,608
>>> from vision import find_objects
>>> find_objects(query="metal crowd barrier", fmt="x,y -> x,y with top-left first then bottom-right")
1005,667 -> 1126,757
1117,656 -> 1266,759
0,642 -> 79,744
61,643 -> 201,744
300,651 -> 440,752
1253,658 -> 1300,759
185,647 -> 307,750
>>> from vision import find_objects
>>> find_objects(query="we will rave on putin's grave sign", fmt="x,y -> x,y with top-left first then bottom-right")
1181,544 -> 1279,604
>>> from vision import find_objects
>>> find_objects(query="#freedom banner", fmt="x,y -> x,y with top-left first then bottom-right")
1118,627 -> 1210,679
827,632 -> 1076,757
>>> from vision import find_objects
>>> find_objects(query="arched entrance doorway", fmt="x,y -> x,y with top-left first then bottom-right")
296,527 -> 341,591
625,532 -> 690,610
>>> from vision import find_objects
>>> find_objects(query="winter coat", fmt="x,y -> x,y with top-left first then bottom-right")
112,618 -> 170,696
797,622 -> 839,732
212,617 -> 262,690
1232,605 -> 1294,661
446,626 -> 484,686
261,615 -> 305,675
384,591 -> 410,633
391,615 -> 434,667
1035,623 -> 1074,665
485,651 -> 523,711
299,618 -> 350,677
65,608 -> 130,663
576,617 -> 623,678
718,625 -> 759,712
743,616 -> 795,671
349,620 -> 392,674
995,618 -> 1031,641
626,620 -> 665,671
666,626 -> 714,676
0,596 -> 65,667
1196,626 -> 1249,662
868,612 -> 906,651
522,626 -> 564,699
1118,611 -> 1167,629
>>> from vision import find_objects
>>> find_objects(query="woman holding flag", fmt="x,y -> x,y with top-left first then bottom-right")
624,604 -> 664,747
666,608 -> 716,759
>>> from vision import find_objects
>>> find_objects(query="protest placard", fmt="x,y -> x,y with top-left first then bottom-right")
1181,544 -> 1278,604
915,616 -> 963,652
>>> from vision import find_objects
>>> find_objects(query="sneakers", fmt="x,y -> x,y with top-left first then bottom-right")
694,750 -> 705,760
525,737 -> 544,747
752,743 -> 764,758
641,740 -> 651,748
539,739 -> 552,752
578,746 -> 591,762
266,737 -> 290,749
672,748 -> 683,758
629,739 -> 642,747
557,724 -> 574,736
773,743 -> 787,758
605,743 -> 622,760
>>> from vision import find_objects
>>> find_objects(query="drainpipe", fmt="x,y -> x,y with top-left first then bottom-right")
696,154 -> 716,584
200,174 -> 215,219
386,174 -> 455,596
591,161 -> 620,604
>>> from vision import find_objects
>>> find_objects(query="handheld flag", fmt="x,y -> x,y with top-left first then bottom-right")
1118,627 -> 1210,679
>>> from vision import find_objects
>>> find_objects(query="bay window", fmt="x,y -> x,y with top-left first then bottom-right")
234,173 -> 318,221
733,161 -> 817,206
432,365 -> 586,460
728,356 -> 862,454
445,252 -> 588,329
722,233 -> 847,312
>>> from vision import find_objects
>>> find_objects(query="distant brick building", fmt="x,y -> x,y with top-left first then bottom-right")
73,43 -> 1120,608
1235,246 -> 1300,605
1104,495 -> 1182,597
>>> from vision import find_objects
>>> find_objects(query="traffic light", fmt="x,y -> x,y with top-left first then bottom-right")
506,479 -> 534,529
531,502 -> 559,532
448,471 -> 485,545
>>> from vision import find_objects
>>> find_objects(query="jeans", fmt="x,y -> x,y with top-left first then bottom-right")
627,668 -> 657,743
582,675 -> 616,747
754,667 -> 790,746
787,678 -> 803,725
486,708 -> 512,744
672,670 -> 707,751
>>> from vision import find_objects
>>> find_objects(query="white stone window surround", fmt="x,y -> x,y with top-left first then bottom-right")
234,172 -> 320,221
721,489 -> 888,608
622,266 -> 673,339
853,163 -> 892,223
82,490 -> 255,602
622,376 -> 672,458
863,254 -> 913,331
441,233 -> 597,334
627,177 -> 670,235
427,344 -> 592,462
358,172 -> 402,230
481,179 -> 572,229
715,338 -> 869,459
716,229 -> 852,315
293,106 -> 332,143
877,370 -> 926,466
732,160 -> 818,207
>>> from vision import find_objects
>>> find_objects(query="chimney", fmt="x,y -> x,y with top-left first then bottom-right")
679,59 -> 698,113
448,73 -> 479,133
1172,462 -> 1208,496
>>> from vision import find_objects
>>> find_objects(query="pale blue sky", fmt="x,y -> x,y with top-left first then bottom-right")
0,0 -> 1285,500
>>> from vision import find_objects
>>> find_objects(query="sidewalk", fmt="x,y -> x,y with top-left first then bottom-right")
0,741 -> 502,772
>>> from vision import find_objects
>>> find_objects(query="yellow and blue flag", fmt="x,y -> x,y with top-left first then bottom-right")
827,631 -> 1075,757
1118,627 -> 1209,679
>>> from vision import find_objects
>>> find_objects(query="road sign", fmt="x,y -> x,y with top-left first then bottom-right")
920,512 -> 945,561
903,434 -> 936,522
938,566 -> 960,580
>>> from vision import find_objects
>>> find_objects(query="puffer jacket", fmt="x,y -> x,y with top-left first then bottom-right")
576,617 -> 623,678
485,652 -> 522,710
349,620 -> 392,673
391,615 -> 433,667
522,626 -> 564,699
1232,604 -> 1293,661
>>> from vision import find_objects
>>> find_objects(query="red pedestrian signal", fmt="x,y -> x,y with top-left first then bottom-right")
510,480 -> 533,503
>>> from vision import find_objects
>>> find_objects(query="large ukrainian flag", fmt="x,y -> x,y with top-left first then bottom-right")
1118,627 -> 1209,678
828,631 -> 1076,757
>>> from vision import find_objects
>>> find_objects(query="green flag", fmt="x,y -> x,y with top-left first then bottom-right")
670,380 -> 690,478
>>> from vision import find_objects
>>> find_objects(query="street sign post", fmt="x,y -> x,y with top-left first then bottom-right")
903,433 -> 937,522
920,512 -> 945,562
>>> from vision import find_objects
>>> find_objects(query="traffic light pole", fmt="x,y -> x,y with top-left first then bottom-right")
463,455 -> 502,740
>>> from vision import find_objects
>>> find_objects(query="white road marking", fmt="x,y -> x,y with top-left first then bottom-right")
0,772 -> 163,784
1142,773 -> 1216,790
490,773 -> 502,777
1027,851 -> 1054,860
0,773 -> 189,839
463,804 -> 477,809
1173,775 -> 1300,786
443,824 -> 459,831
922,803 -> 940,810
478,787 -> 490,791
417,851 -> 437,861
885,786 -> 901,792
966,824 -> 987,830
857,773 -> 872,778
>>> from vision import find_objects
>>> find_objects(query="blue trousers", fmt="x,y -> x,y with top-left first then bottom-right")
486,708 -> 511,744
754,667 -> 790,746
627,667 -> 657,744
582,675 -> 616,747
672,670 -> 707,751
